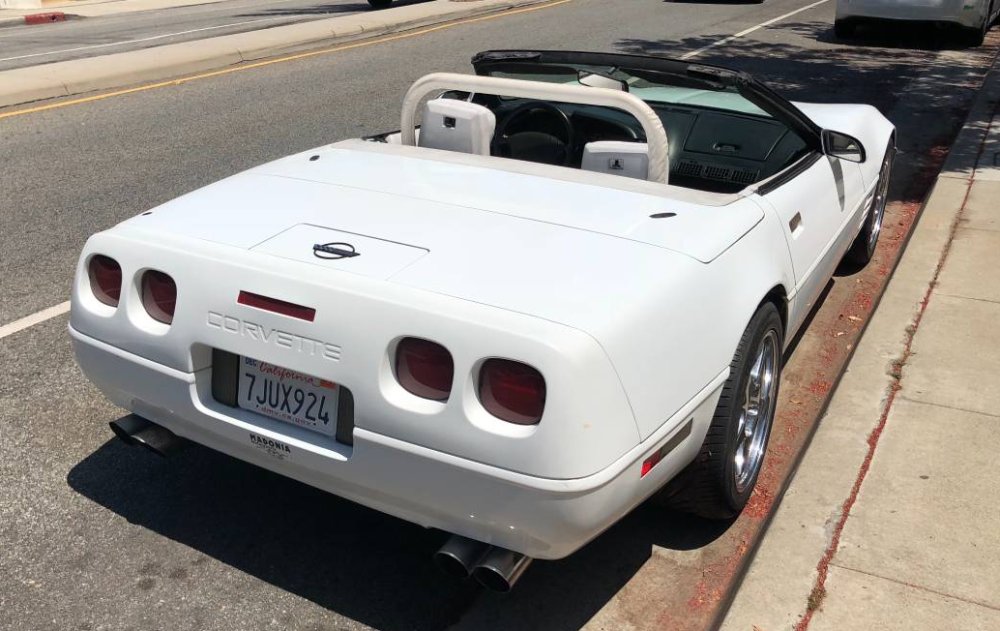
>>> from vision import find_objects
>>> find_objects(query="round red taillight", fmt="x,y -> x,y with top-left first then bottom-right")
478,359 -> 546,425
88,255 -> 122,307
141,270 -> 177,324
395,337 -> 454,401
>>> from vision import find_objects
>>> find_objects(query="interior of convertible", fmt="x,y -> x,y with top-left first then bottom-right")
371,57 -> 814,195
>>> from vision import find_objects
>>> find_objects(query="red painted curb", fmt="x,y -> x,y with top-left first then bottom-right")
24,11 -> 66,25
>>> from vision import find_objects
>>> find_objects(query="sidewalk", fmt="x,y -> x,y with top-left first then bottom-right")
722,55 -> 1000,630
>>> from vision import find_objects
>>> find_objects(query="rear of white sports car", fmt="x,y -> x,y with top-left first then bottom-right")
72,51 -> 893,589
69,141 -> 740,583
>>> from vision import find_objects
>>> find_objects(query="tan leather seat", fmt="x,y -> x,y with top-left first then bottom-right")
418,99 -> 496,156
581,141 -> 650,180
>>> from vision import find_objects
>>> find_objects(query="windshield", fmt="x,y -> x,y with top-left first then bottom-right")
484,63 -> 770,118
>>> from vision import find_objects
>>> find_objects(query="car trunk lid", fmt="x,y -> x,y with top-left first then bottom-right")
134,139 -> 763,265
251,224 -> 429,279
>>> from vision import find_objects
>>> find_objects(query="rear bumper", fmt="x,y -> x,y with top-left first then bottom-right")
72,325 -> 723,559
836,0 -> 985,28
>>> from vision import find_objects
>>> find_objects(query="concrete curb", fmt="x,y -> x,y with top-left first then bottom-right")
720,54 -> 1000,631
24,9 -> 65,22
0,9 -> 66,26
0,0 -> 555,109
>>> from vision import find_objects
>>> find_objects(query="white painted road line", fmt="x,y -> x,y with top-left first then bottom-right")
0,0 -> 832,340
680,0 -> 831,59
0,301 -> 70,340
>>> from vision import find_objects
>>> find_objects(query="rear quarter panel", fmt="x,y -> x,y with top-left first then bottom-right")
597,207 -> 795,440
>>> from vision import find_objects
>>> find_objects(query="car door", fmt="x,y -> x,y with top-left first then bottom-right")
754,152 -> 866,334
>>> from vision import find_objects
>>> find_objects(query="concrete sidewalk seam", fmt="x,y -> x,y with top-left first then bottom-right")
950,224 -> 1000,233
895,394 -> 1000,419
934,291 -> 1000,304
792,69 -> 1000,631
828,563 -> 1000,613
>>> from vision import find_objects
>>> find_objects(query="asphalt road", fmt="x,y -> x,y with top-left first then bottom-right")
0,0 -> 432,71
1,0 -> 997,629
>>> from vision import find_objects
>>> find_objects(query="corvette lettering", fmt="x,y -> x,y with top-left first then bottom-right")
207,311 -> 341,361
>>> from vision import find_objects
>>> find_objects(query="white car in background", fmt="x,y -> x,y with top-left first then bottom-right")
70,50 -> 894,592
836,0 -> 1000,44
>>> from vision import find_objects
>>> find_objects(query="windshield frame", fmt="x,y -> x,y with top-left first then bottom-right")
471,50 -> 823,152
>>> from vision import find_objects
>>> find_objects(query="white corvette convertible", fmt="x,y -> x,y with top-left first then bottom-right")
71,51 -> 894,591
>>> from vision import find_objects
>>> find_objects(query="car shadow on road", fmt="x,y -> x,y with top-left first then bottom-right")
68,431 -> 731,631
238,0 -> 433,18
815,20 -> 984,50
618,21 -> 996,207
668,0 -> 757,5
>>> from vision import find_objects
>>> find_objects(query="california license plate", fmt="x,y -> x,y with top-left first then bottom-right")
238,357 -> 339,436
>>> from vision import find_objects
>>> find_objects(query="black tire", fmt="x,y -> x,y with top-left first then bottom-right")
658,303 -> 784,520
834,19 -> 856,39
963,23 -> 987,46
844,142 -> 894,268
367,0 -> 392,8
962,4 -> 991,46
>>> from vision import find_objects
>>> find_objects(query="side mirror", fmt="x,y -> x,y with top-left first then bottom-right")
822,129 -> 866,163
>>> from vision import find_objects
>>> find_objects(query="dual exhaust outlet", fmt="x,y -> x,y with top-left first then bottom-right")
110,416 -> 531,591
109,414 -> 185,457
434,535 -> 533,593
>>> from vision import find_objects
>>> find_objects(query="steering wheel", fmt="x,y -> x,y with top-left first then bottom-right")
491,101 -> 575,167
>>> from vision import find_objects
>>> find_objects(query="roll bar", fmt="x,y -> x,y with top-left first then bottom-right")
400,72 -> 670,183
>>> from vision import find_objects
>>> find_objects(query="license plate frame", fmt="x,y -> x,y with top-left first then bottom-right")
237,357 -> 340,437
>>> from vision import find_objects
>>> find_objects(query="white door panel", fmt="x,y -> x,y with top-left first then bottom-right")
756,154 -> 866,334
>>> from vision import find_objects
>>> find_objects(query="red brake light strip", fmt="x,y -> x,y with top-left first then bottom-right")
237,291 -> 316,322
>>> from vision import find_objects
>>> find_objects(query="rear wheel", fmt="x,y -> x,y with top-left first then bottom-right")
844,142 -> 894,268
658,303 -> 783,519
963,25 -> 987,46
834,19 -> 856,39
962,5 -> 991,46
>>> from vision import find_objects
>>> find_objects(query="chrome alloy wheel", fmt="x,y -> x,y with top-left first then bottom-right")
733,329 -> 780,493
867,150 -> 893,252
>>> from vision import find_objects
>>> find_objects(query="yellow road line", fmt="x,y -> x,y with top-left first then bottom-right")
0,0 -> 573,121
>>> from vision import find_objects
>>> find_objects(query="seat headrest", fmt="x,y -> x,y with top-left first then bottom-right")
418,99 -> 496,156
581,141 -> 650,180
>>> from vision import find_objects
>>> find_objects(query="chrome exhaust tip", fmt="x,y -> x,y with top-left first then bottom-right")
434,535 -> 490,579
110,415 -> 185,457
471,547 -> 533,592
